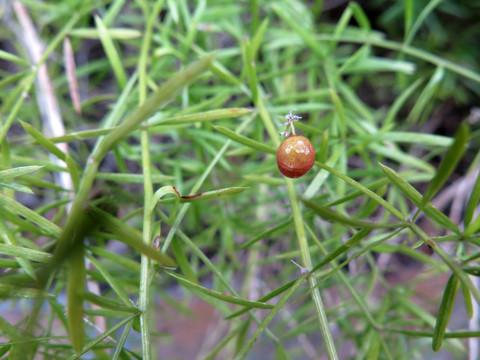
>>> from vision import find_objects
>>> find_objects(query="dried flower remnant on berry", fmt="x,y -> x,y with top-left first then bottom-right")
276,109 -> 316,178
279,108 -> 302,137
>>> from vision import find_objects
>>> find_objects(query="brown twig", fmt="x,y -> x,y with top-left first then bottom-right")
64,37 -> 82,115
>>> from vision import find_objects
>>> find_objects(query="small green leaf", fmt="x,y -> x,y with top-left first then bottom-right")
96,173 -> 174,183
275,343 -> 290,360
333,4 -> 353,45
225,279 -> 297,320
67,246 -> 85,354
150,186 -> 247,209
465,214 -> 480,235
366,332 -> 381,360
251,19 -> 269,57
0,192 -> 62,238
272,4 -> 326,59
302,199 -> 405,229
311,228 -> 372,273
0,221 -> 36,279
235,319 -> 251,357
213,126 -> 276,154
20,121 -> 67,161
179,186 -> 248,203
242,174 -> 288,186
149,108 -> 252,128
148,186 -> 179,215
0,50 -> 30,67
87,254 -> 131,306
460,281 -> 473,319
87,245 -> 140,272
405,0 -> 443,45
383,77 -> 424,129
234,274 -> 307,360
318,129 -> 329,163
171,237 -> 198,282
374,243 -> 442,268
166,271 -> 273,309
0,182 -> 34,194
242,38 -> 259,102
329,89 -> 347,137
462,266 -> 480,277
69,27 -> 142,39
464,168 -> 480,227
317,161 -> 405,220
355,132 -> 452,147
0,166 -> 43,181
379,163 -> 460,233
94,15 -> 127,89
236,217 -> 293,251
67,314 -> 138,359
404,0 -> 414,39
421,123 -> 469,208
66,155 -> 80,192
369,143 -> 434,173
0,243 -> 52,262
408,66 -> 444,123
0,284 -> 51,299
90,207 -> 176,268
48,128 -> 114,144
349,2 -> 371,32
342,57 -> 415,75
83,292 -> 140,314
433,274 -> 459,351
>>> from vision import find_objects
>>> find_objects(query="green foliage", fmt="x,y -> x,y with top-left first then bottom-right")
1,0 -> 480,359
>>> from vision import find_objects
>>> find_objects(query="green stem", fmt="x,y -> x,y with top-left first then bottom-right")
137,3 -> 164,356
139,129 -> 153,360
249,44 -> 338,356
285,180 -> 339,360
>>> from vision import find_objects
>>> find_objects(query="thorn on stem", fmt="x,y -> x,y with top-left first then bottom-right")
291,259 -> 310,275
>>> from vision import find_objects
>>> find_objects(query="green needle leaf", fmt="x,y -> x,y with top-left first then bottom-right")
421,123 -> 469,208
213,126 -> 276,154
433,274 -> 459,351
379,163 -> 460,233
303,199 -> 405,229
464,169 -> 480,228
166,271 -> 274,309
0,166 -> 43,181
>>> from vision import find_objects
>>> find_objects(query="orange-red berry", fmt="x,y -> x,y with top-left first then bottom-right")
276,135 -> 316,178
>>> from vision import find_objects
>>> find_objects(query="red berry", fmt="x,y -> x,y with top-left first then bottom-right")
276,135 -> 316,178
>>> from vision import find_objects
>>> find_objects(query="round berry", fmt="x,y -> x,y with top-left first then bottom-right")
276,135 -> 316,178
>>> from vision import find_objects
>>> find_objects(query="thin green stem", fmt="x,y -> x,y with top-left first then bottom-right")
248,44 -> 338,356
285,180 -> 339,360
137,3 -> 163,356
139,129 -> 153,360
